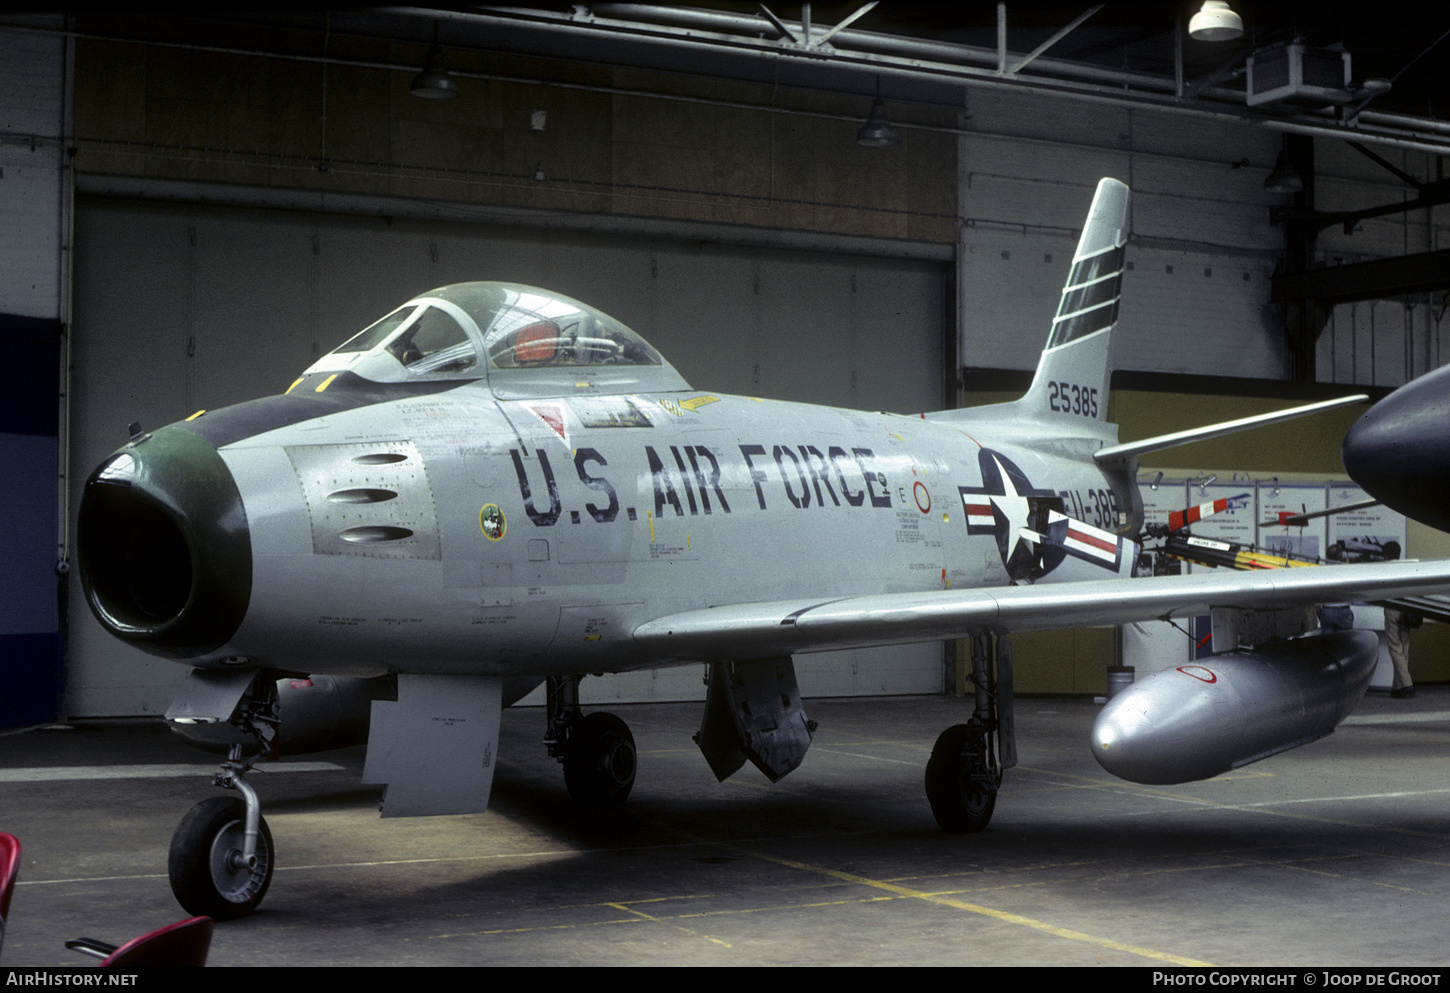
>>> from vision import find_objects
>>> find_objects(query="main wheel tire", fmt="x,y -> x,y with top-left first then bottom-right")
925,724 -> 997,834
563,712 -> 637,807
169,796 -> 274,920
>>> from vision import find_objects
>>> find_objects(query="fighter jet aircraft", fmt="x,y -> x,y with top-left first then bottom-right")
1342,362 -> 1450,533
75,178 -> 1450,920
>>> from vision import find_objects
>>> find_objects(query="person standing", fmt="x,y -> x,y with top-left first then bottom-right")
1382,542 -> 1416,699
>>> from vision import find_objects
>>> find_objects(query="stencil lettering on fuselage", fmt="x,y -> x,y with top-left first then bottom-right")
507,442 -> 896,532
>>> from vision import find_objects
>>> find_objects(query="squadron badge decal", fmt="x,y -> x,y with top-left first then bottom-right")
479,503 -> 506,541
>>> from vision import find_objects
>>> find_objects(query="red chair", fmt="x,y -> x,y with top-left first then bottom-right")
0,833 -> 19,958
67,916 -> 213,967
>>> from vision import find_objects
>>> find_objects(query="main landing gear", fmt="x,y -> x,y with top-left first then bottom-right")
924,635 -> 1016,833
545,675 -> 637,806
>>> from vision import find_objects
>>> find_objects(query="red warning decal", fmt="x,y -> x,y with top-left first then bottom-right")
1176,665 -> 1218,683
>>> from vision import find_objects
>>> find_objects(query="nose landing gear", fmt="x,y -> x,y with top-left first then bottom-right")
169,746 -> 274,920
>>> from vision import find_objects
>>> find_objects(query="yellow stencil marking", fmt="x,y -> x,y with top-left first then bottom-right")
680,395 -> 720,411
285,377 -> 304,395
648,511 -> 655,542
185,410 -> 206,421
315,374 -> 338,393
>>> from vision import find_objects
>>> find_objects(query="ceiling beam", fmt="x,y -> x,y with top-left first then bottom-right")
1273,249 -> 1450,306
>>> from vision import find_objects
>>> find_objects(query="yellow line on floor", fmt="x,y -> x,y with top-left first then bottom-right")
428,892 -> 899,940
739,847 -> 1212,967
606,901 -> 733,949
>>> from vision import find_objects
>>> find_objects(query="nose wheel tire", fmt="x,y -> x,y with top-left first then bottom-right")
925,724 -> 998,834
169,796 -> 274,920
563,712 -> 637,807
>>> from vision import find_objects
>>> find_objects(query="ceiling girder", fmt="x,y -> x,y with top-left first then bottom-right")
453,5 -> 1450,156
1273,249 -> 1450,307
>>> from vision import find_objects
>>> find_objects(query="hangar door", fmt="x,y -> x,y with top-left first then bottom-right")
68,196 -> 948,716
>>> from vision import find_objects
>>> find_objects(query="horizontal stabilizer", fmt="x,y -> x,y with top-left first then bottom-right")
1028,510 -> 1138,574
1093,394 -> 1368,464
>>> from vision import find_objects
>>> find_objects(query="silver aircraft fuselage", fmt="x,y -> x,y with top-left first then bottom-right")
85,372 -> 1136,682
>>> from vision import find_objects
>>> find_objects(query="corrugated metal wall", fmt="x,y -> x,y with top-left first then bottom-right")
0,23 -> 67,726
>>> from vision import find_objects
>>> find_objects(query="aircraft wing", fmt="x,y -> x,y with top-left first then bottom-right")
632,559 -> 1450,661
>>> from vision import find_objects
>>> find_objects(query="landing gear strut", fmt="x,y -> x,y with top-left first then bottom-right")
169,745 -> 275,919
925,636 -> 1015,833
168,674 -> 279,920
546,675 -> 637,807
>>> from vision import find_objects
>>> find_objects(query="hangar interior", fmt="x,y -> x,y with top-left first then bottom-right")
3,4 -> 1450,968
7,4 -> 1450,719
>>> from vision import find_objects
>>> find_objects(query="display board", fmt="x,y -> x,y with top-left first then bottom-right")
1328,483 -> 1406,561
1257,482 -> 1329,560
1126,475 -> 1407,672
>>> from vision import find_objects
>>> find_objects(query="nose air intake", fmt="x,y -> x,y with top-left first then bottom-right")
77,426 -> 252,659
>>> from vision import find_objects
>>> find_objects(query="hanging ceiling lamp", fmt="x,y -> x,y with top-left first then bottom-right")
411,25 -> 457,99
857,98 -> 899,147
1264,151 -> 1304,193
857,78 -> 898,148
1188,2 -> 1243,42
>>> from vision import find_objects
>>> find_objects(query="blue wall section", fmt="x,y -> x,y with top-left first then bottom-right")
1,313 -> 63,726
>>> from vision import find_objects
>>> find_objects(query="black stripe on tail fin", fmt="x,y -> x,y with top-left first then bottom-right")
1018,178 -> 1129,426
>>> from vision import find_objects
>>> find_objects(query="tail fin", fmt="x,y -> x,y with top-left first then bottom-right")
1017,178 -> 1128,427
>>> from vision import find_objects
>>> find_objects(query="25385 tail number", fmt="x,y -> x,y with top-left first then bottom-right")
1049,381 -> 1099,418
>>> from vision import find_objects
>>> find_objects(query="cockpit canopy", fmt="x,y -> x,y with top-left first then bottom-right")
304,282 -> 691,397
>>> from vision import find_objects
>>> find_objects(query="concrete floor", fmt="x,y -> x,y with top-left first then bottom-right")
2,688 -> 1450,968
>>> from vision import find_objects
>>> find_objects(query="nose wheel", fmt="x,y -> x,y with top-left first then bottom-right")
169,795 -> 274,920
169,745 -> 274,920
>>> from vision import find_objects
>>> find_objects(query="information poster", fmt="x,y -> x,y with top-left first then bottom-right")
1184,482 -> 1258,572
1257,482 -> 1328,562
1138,479 -> 1189,528
1137,479 -> 1188,575
1327,482 -> 1406,561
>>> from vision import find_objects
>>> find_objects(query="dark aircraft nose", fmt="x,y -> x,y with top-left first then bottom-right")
1341,365 -> 1450,533
77,425 -> 252,659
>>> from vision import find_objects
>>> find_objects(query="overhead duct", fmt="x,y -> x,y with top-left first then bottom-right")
1247,41 -> 1352,108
